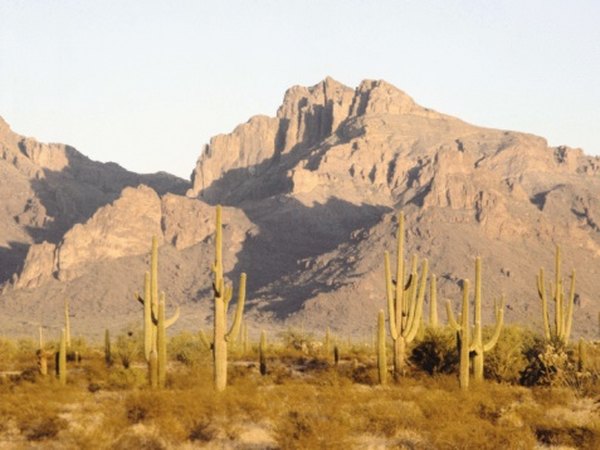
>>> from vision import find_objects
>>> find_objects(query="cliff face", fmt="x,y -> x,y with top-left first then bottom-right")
184,77 -> 600,338
1,78 -> 599,339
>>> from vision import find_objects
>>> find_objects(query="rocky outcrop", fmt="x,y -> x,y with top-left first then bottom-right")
2,78 -> 600,339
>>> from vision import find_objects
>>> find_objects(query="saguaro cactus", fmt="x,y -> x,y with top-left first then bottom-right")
212,205 -> 247,391
537,246 -> 576,345
447,258 -> 504,388
104,329 -> 112,367
259,330 -> 267,376
64,299 -> 71,350
57,328 -> 67,385
384,212 -> 429,376
136,236 -> 180,388
429,274 -> 438,328
377,310 -> 387,385
37,326 -> 52,376
324,327 -> 331,361
152,292 -> 179,388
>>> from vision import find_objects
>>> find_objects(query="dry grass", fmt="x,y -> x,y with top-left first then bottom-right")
0,330 -> 598,449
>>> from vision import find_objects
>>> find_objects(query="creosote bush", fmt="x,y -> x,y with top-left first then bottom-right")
410,327 -> 458,375
485,325 -> 535,383
0,327 -> 599,448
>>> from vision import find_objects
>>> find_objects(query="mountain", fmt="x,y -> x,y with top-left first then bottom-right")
1,78 -> 599,339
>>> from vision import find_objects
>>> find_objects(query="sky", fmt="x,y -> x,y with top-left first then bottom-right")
1,1 -> 599,179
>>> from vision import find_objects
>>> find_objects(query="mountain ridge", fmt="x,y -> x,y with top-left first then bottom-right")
1,78 -> 599,339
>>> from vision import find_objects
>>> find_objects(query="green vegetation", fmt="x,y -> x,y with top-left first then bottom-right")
0,329 -> 599,448
0,205 -> 597,448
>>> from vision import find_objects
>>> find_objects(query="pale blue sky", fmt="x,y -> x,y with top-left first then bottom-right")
1,1 -> 599,179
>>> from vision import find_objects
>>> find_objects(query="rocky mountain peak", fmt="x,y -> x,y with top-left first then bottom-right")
1,80 -> 599,340
187,78 -> 445,202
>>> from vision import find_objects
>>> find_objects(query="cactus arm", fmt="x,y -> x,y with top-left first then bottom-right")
459,279 -> 470,390
429,274 -> 438,327
226,273 -> 247,342
135,293 -> 144,305
64,299 -> 71,350
405,259 -> 429,343
537,269 -> 551,340
483,296 -> 505,352
404,256 -> 418,328
165,305 -> 180,329
554,246 -> 563,338
446,300 -> 460,330
224,284 -> 233,305
384,251 -> 399,339
562,270 -> 576,344
157,293 -> 167,388
215,205 -> 223,276
474,257 -> 482,345
394,213 -> 405,328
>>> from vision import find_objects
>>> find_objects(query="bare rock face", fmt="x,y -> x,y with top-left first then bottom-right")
182,77 -> 600,339
13,241 -> 57,289
56,185 -> 163,280
2,78 -> 600,339
14,185 -> 162,286
161,194 -> 255,250
0,116 -> 189,285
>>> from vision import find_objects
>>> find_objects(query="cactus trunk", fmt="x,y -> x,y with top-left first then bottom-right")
537,246 -> 576,346
157,294 -> 167,388
104,329 -> 112,367
429,274 -> 438,328
384,212 -> 429,378
64,300 -> 71,350
58,328 -> 67,385
377,310 -> 387,385
259,330 -> 267,376
149,349 -> 158,388
447,258 -> 504,390
213,291 -> 228,390
212,205 -> 247,391
459,280 -> 470,391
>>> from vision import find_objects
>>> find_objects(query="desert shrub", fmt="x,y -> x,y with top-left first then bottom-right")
520,338 -> 579,387
0,338 -> 17,368
115,331 -> 141,369
125,392 -> 161,424
188,419 -> 217,442
168,332 -> 208,366
278,329 -> 322,356
410,328 -> 458,375
107,367 -> 147,390
276,409 -> 353,449
112,430 -> 167,450
485,325 -> 535,383
19,414 -> 67,441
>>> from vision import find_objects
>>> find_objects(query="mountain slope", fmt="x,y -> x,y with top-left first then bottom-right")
0,116 -> 189,284
1,78 -> 599,339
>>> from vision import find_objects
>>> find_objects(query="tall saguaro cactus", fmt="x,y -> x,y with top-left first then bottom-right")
136,236 -> 180,388
447,257 -> 504,388
429,274 -> 438,328
537,246 -> 576,345
384,212 -> 429,376
151,292 -> 179,387
64,299 -> 71,350
212,205 -> 247,391
377,310 -> 387,385
57,328 -> 67,385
